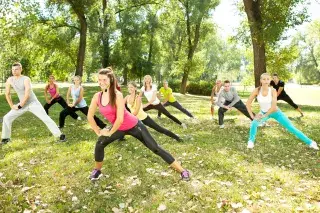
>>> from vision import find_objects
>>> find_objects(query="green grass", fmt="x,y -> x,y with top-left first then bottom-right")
0,86 -> 319,212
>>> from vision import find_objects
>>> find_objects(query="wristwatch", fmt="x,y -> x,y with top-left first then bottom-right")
18,105 -> 22,109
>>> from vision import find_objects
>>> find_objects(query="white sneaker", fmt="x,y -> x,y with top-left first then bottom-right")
181,123 -> 187,129
247,141 -> 254,149
77,116 -> 82,121
210,116 -> 214,120
219,124 -> 224,129
309,141 -> 319,150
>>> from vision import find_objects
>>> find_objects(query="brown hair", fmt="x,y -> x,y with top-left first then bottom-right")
272,73 -> 278,77
99,67 -> 117,107
224,80 -> 230,84
12,62 -> 22,68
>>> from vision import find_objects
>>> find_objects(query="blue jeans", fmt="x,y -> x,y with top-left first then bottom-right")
249,109 -> 312,145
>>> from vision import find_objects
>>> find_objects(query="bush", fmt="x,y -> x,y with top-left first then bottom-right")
187,81 -> 213,96
167,80 -> 182,92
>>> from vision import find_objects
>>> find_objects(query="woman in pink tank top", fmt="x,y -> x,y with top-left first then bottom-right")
87,67 -> 190,181
43,75 -> 68,115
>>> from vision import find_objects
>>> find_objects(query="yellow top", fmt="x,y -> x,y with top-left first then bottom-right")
127,96 -> 148,120
159,87 -> 176,102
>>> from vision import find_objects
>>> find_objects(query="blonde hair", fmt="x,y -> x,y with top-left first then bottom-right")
143,75 -> 153,89
260,73 -> 271,79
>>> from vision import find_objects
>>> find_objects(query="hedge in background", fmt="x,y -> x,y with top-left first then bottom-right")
167,80 -> 214,96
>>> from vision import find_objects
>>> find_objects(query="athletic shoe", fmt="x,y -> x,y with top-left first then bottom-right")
219,124 -> 225,129
177,137 -> 184,142
59,134 -> 66,142
210,116 -> 214,120
181,170 -> 190,181
181,123 -> 187,129
309,141 -> 319,150
1,138 -> 10,145
157,116 -> 162,119
77,116 -> 82,121
300,113 -> 304,118
247,140 -> 254,149
89,169 -> 102,181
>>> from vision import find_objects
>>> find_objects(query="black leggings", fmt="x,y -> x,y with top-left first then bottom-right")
158,101 -> 194,118
218,100 -> 253,125
59,106 -> 106,129
278,94 -> 298,109
142,116 -> 180,141
95,121 -> 175,164
143,103 -> 182,125
44,96 -> 68,115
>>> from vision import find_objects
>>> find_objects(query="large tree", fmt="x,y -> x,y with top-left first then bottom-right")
178,0 -> 219,94
242,0 -> 308,87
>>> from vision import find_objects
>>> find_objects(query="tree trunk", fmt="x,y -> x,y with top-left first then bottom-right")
75,17 -> 87,77
180,1 -> 202,94
243,0 -> 266,87
101,0 -> 110,67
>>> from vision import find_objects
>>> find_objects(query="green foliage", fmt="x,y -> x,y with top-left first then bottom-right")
186,81 -> 213,96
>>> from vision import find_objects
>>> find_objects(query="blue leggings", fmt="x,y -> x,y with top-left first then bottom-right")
249,109 -> 312,145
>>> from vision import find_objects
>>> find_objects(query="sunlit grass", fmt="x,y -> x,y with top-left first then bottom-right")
0,86 -> 319,212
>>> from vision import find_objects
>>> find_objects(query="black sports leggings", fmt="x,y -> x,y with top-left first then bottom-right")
278,94 -> 298,109
44,96 -> 68,115
143,103 -> 182,125
158,101 -> 194,118
59,106 -> 106,129
142,116 -> 180,141
94,121 -> 175,164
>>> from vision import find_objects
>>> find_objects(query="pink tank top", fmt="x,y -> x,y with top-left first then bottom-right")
48,85 -> 60,98
97,92 -> 138,131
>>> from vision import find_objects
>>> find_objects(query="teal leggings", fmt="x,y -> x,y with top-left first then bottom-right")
249,109 -> 312,145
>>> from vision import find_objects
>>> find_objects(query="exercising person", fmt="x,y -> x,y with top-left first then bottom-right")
125,82 -> 182,142
246,73 -> 318,150
43,75 -> 68,115
210,80 -> 223,120
1,62 -> 66,144
217,80 -> 253,128
87,68 -> 190,181
59,76 -> 106,129
158,80 -> 195,120
139,75 -> 186,129
270,73 -> 304,117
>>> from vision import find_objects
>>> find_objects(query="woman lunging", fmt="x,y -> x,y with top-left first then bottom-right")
139,75 -> 186,129
43,75 -> 68,115
246,73 -> 318,150
59,76 -> 106,129
125,82 -> 182,142
87,68 -> 190,181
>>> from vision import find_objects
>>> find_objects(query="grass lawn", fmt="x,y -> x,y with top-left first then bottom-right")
0,86 -> 319,213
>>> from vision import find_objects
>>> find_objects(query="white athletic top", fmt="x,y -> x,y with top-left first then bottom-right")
141,84 -> 160,105
71,85 -> 87,108
257,87 -> 272,113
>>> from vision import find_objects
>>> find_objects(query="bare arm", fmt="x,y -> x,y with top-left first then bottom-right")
210,86 -> 216,102
246,88 -> 259,119
88,93 -> 101,135
277,87 -> 283,97
108,92 -> 125,135
66,86 -> 72,105
132,96 -> 142,116
262,89 -> 278,117
73,87 -> 84,106
5,78 -> 16,109
19,78 -> 31,107
144,90 -> 157,107
50,84 -> 60,100
44,84 -> 49,102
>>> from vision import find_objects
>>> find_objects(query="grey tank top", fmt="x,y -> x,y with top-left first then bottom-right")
10,76 -> 38,105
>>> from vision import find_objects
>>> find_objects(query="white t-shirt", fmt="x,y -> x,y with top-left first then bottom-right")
141,84 -> 160,105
